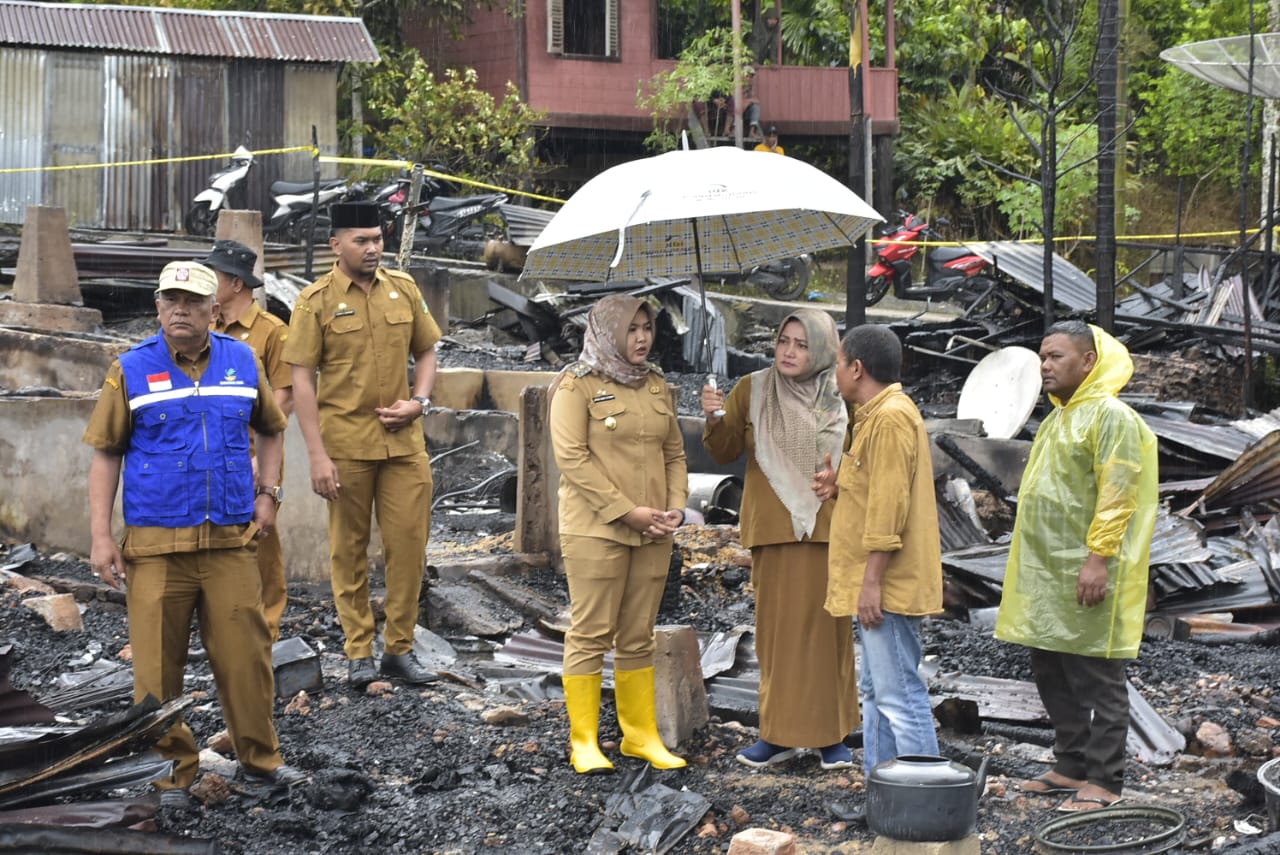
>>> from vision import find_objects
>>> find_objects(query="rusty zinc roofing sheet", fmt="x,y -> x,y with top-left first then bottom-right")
0,0 -> 378,63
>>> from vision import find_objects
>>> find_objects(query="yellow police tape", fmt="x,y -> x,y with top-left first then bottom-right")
319,156 -> 567,205
873,228 -> 1253,247
0,146 -> 318,175
0,146 -> 1259,243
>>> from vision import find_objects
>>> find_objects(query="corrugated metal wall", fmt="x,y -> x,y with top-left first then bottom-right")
227,60 -> 285,216
172,59 -> 227,230
0,47 -> 340,231
103,54 -> 169,231
284,64 -> 338,182
46,51 -> 103,229
0,48 -> 46,223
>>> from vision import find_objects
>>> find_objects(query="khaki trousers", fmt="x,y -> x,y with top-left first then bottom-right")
257,525 -> 286,643
126,547 -> 282,788
329,452 -> 432,659
562,534 -> 672,675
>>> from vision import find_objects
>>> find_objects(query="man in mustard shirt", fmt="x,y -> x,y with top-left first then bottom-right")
819,324 -> 942,775
283,202 -> 441,690
205,239 -> 294,641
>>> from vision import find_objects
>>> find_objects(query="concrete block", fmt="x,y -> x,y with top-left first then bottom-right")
726,828 -> 797,855
0,327 -> 123,391
653,625 -> 708,749
870,835 -> 981,855
484,369 -> 552,414
433,367 -> 485,411
409,264 -> 450,331
0,302 -> 103,335
23,593 -> 84,631
424,407 -> 518,462
14,205 -> 82,305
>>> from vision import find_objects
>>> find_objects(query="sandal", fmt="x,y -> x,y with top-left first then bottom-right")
1019,774 -> 1084,796
1056,794 -> 1124,813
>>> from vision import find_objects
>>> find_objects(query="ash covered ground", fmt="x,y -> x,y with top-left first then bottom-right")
4,334 -> 1278,854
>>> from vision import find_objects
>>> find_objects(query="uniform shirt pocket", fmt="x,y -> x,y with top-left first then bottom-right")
587,399 -> 627,421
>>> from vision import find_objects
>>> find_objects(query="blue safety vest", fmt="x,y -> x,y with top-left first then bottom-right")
118,332 -> 259,528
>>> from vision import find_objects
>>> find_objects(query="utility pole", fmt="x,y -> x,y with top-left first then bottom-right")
845,0 -> 870,328
1095,0 -> 1118,332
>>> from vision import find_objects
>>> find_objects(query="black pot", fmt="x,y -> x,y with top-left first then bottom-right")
865,754 -> 988,842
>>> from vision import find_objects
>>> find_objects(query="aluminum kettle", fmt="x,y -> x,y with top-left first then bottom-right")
865,754 -> 989,842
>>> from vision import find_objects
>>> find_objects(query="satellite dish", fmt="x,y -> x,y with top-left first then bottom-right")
957,346 -> 1042,439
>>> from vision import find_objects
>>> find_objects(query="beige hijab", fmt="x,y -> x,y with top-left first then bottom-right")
548,294 -> 654,411
749,309 -> 848,540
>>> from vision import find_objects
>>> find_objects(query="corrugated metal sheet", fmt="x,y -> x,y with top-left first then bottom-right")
966,241 -> 1097,311
283,65 -> 339,181
102,55 -> 169,231
0,48 -> 45,222
0,1 -> 379,63
227,61 -> 285,213
45,51 -> 103,228
172,59 -> 228,230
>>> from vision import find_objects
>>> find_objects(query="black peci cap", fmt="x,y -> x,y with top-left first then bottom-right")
330,202 -> 382,231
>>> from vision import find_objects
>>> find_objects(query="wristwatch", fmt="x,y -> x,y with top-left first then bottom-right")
255,484 -> 284,505
411,395 -> 430,416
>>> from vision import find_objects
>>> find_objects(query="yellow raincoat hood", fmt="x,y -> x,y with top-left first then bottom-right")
995,326 -> 1158,659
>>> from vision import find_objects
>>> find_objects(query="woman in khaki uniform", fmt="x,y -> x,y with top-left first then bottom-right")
701,309 -> 860,770
549,294 -> 689,774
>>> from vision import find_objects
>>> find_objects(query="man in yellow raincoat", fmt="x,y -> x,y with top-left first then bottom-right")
996,320 -> 1157,813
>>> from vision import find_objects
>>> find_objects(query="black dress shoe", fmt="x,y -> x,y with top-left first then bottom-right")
243,764 -> 307,786
379,652 -> 439,685
348,656 -> 377,689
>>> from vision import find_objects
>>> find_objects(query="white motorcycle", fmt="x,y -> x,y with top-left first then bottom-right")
184,145 -> 254,237
184,146 -> 364,243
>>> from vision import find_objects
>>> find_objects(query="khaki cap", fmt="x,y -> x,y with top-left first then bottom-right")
157,261 -> 217,297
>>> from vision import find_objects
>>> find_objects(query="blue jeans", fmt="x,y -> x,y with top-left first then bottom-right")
857,612 -> 939,774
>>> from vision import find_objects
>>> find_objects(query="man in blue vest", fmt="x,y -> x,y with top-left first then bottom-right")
85,260 -> 304,803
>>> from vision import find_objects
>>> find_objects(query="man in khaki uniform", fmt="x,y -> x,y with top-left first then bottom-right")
284,202 -> 440,690
204,239 -> 293,641
85,261 -> 304,801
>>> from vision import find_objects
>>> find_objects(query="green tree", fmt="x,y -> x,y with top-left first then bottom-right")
636,27 -> 745,152
364,58 -> 545,187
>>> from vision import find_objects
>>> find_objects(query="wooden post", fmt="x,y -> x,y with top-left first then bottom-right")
215,209 -> 268,306
514,384 -> 561,565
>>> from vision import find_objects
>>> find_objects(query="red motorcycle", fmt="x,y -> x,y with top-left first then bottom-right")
866,211 -> 1008,318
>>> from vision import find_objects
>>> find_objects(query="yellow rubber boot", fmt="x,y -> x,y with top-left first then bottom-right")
563,673 -> 614,774
614,666 -> 686,769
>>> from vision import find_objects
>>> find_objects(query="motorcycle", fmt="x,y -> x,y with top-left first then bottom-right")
865,211 -> 1009,318
266,177 -> 366,245
705,255 -> 813,302
184,146 -> 367,243
383,174 -> 509,260
184,145 -> 254,237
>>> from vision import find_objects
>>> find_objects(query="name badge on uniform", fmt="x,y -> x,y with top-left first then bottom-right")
334,308 -> 356,318
592,392 -> 615,403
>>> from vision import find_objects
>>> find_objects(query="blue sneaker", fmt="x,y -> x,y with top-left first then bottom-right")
736,739 -> 799,768
819,742 -> 854,770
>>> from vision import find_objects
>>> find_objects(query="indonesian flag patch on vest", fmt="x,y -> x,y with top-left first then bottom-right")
146,371 -> 172,392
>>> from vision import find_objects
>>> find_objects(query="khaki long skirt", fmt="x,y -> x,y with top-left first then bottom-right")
753,541 -> 860,748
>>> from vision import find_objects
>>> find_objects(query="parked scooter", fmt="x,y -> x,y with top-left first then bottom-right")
184,145 -> 254,237
705,255 -> 813,302
865,211 -> 1009,318
383,174 -> 509,260
266,177 -> 366,244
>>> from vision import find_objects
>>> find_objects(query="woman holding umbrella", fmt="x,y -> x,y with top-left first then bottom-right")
701,309 -> 859,770
549,294 -> 689,774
